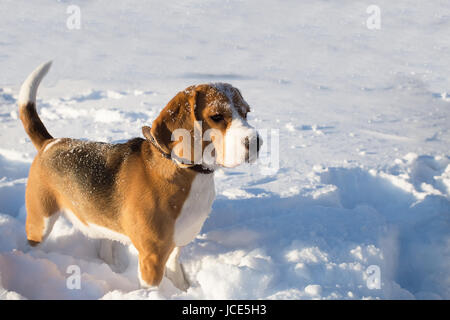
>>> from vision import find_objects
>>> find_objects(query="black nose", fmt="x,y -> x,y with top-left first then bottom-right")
256,134 -> 262,152
244,134 -> 262,152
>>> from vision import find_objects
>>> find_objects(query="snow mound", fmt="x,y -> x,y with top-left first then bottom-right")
1,0 -> 449,300
0,150 -> 448,299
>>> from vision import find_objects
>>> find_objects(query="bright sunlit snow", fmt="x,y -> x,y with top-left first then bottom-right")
0,0 -> 449,300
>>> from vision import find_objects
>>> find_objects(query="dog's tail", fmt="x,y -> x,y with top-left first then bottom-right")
18,61 -> 53,150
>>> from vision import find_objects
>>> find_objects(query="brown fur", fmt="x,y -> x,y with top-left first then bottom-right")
20,83 -> 251,286
19,102 -> 52,149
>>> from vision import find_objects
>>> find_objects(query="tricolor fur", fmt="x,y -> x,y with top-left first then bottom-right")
18,62 -> 261,290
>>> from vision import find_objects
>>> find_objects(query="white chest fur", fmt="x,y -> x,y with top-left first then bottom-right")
174,173 -> 215,247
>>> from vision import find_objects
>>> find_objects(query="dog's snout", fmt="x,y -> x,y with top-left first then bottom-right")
243,134 -> 262,152
256,134 -> 262,152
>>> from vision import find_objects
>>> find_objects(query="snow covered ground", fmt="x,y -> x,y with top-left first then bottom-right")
0,0 -> 449,299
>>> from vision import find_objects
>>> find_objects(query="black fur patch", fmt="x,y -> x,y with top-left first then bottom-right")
46,138 -> 145,210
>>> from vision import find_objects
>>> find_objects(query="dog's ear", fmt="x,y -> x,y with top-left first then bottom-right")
144,87 -> 198,156
142,125 -> 153,142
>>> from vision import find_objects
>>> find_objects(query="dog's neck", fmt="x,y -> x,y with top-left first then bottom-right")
146,133 -> 215,175
141,141 -> 214,181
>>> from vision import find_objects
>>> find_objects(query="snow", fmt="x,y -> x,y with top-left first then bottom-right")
0,0 -> 449,300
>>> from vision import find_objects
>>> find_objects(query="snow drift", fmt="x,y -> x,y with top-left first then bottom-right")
0,0 -> 449,299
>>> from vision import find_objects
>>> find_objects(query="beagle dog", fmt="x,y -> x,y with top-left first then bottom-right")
18,62 -> 261,291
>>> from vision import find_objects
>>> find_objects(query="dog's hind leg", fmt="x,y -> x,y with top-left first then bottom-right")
25,179 -> 59,246
165,246 -> 190,291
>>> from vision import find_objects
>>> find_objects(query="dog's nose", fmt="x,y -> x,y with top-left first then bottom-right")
243,134 -> 262,152
256,134 -> 262,152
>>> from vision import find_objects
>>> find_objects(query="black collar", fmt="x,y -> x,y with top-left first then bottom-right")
147,133 -> 214,175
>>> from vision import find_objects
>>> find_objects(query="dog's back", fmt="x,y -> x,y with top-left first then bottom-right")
36,138 -> 145,218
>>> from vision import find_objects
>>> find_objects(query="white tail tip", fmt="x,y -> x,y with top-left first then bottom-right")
18,61 -> 53,106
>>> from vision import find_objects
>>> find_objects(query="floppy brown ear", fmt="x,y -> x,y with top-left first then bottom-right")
146,87 -> 198,155
142,125 -> 153,141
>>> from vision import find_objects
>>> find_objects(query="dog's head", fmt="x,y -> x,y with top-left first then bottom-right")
142,83 -> 262,168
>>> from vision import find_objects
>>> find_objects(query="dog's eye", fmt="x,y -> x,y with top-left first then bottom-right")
210,114 -> 224,122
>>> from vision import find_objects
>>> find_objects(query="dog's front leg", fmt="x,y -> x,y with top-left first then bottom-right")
134,238 -> 173,289
122,208 -> 174,288
137,250 -> 168,288
165,246 -> 190,291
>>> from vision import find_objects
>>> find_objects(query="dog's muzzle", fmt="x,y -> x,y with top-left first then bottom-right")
244,132 -> 262,163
